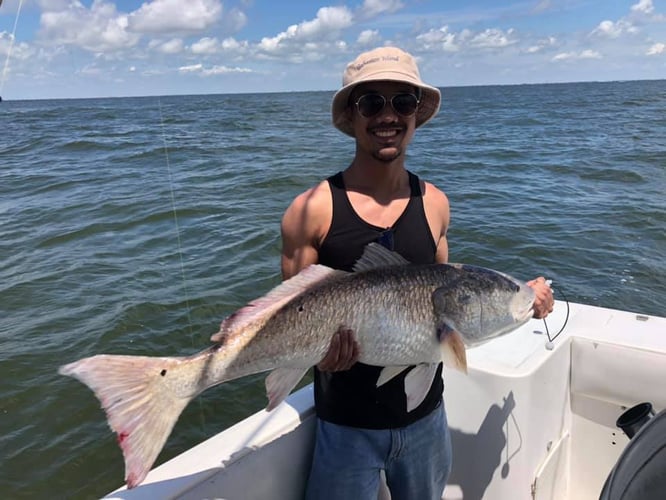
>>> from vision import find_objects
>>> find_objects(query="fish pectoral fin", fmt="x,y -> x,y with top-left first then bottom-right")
440,328 -> 468,374
404,363 -> 440,412
376,365 -> 412,387
264,367 -> 309,411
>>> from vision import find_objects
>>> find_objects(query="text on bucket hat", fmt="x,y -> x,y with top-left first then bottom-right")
331,46 -> 441,137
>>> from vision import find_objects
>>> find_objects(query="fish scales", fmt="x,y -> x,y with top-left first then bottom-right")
254,264 -> 450,366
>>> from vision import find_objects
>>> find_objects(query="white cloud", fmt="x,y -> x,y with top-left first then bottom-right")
629,0 -> 666,21
191,37 -> 219,55
221,37 -> 249,52
592,0 -> 664,41
357,30 -> 381,46
631,0 -> 654,15
416,26 -> 459,52
0,32 -> 34,60
580,49 -> 602,59
258,6 -> 353,52
128,0 -> 223,34
200,65 -> 253,76
39,1 -> 140,52
527,36 -> 557,53
190,36 -> 250,55
470,28 -> 516,48
416,26 -> 518,52
179,63 -> 203,73
178,63 -> 253,76
646,42 -> 665,55
222,7 -> 248,34
552,50 -> 602,61
591,19 -> 638,38
154,38 -> 183,54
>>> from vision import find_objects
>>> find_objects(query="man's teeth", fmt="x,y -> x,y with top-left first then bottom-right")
374,129 -> 398,137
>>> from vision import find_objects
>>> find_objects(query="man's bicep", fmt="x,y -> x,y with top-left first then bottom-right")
281,244 -> 319,279
435,235 -> 449,264
280,196 -> 320,279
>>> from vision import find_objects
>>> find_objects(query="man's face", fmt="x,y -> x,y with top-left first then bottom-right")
348,81 -> 419,163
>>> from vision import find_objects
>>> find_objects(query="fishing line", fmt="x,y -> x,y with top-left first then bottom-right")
157,97 -> 207,429
157,97 -> 195,341
0,0 -> 24,98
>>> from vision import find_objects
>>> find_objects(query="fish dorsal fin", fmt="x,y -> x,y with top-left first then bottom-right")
352,242 -> 410,272
211,264 -> 346,342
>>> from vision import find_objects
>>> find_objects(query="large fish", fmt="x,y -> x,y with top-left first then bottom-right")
59,244 -> 535,488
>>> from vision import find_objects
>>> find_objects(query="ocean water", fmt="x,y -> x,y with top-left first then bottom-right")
1,80 -> 665,498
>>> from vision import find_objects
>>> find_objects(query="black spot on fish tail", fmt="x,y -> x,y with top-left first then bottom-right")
160,369 -> 167,376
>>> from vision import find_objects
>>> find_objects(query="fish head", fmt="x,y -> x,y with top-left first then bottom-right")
433,265 -> 535,347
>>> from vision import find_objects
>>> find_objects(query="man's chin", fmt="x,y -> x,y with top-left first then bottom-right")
373,147 -> 402,163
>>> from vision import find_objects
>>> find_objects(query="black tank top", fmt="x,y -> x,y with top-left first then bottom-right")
315,171 -> 443,429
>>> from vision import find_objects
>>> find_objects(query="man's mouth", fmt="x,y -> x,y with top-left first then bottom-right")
371,127 -> 401,139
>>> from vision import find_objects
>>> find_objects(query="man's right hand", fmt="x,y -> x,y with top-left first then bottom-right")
317,327 -> 359,371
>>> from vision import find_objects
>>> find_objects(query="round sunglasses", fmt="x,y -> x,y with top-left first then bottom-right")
353,93 -> 420,118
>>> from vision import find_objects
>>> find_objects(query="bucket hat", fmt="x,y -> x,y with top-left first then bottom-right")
332,46 -> 441,137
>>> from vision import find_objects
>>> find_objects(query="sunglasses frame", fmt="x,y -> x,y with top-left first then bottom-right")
353,92 -> 420,119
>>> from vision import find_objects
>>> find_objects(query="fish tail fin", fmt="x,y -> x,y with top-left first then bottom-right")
440,329 -> 468,373
59,354 -> 191,488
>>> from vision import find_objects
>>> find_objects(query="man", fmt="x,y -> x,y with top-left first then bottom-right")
281,46 -> 554,500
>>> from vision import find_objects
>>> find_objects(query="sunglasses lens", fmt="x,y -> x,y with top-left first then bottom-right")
356,94 -> 386,117
355,93 -> 419,118
392,94 -> 419,116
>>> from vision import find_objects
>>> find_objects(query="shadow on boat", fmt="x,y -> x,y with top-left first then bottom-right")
447,391 -> 518,500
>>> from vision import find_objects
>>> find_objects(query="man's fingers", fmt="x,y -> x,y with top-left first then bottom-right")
317,332 -> 340,371
337,329 -> 351,363
317,327 -> 359,372
527,276 -> 555,319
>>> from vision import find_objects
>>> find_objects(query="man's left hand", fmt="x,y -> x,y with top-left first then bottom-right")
527,277 -> 554,319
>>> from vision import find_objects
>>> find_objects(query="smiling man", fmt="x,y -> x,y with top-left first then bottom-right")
280,46 -> 554,500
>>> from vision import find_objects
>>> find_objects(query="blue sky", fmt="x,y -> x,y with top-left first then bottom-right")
1,0 -> 664,100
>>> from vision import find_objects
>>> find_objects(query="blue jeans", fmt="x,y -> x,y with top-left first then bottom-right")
305,403 -> 452,500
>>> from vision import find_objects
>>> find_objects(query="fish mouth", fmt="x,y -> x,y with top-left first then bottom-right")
511,283 -> 536,324
516,306 -> 535,323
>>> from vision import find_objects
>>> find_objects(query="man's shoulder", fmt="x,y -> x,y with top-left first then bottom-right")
289,179 -> 332,212
281,178 -> 333,229
416,177 -> 449,202
281,178 -> 334,252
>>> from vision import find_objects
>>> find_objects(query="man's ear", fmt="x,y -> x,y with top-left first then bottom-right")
343,106 -> 353,130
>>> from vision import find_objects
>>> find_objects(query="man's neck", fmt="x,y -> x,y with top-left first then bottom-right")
343,158 -> 409,200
